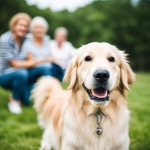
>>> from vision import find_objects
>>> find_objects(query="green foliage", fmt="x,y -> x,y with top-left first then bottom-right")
0,0 -> 150,71
0,73 -> 150,149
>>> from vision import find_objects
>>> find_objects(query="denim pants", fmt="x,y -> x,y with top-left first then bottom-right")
0,66 -> 51,105
51,63 -> 65,82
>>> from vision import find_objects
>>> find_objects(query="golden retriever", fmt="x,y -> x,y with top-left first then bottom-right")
31,42 -> 135,150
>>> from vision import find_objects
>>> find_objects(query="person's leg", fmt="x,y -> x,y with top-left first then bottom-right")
61,69 -> 66,82
20,85 -> 30,105
51,63 -> 64,82
0,69 -> 29,113
20,66 -> 51,105
51,63 -> 58,78
0,69 -> 29,101
28,66 -> 51,84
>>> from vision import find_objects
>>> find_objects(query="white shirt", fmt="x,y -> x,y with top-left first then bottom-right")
49,40 -> 76,69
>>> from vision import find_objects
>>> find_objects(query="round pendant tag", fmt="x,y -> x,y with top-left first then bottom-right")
96,127 -> 102,135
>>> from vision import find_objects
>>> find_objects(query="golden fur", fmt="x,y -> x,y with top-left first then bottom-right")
32,42 -> 135,150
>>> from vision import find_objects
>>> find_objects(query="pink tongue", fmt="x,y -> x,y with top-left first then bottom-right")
92,89 -> 107,98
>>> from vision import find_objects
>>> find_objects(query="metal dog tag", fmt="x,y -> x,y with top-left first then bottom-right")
96,126 -> 102,135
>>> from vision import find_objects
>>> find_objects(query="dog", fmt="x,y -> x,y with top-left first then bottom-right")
31,42 -> 135,150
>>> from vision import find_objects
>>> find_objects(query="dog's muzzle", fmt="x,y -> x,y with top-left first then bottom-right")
83,70 -> 110,103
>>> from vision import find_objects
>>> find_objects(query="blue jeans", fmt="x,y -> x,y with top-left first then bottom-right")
0,66 -> 51,105
51,63 -> 65,82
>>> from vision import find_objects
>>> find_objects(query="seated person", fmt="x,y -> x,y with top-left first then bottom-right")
49,27 -> 76,81
21,17 -> 58,75
0,13 -> 51,114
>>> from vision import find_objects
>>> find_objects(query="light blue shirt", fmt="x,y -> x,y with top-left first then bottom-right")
21,38 -> 51,68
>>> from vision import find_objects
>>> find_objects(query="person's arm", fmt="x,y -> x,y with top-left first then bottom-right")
27,53 -> 33,60
17,39 -> 48,67
47,56 -> 61,67
9,58 -> 48,68
9,51 -> 58,68
9,53 -> 50,68
23,42 -> 61,67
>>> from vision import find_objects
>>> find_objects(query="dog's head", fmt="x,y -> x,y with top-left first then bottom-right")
64,42 -> 135,107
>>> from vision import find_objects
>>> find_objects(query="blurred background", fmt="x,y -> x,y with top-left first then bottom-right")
0,0 -> 150,71
0,0 -> 150,150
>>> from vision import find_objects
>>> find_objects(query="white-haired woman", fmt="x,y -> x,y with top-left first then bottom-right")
50,27 -> 76,81
22,17 -> 59,71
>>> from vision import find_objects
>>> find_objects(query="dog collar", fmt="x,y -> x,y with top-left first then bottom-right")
96,108 -> 106,135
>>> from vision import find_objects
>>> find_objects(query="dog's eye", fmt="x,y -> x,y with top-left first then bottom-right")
108,57 -> 115,62
85,56 -> 92,61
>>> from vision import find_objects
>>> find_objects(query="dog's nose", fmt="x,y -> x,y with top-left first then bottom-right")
94,70 -> 110,83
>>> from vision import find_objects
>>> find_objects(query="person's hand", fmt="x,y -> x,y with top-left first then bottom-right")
29,59 -> 37,66
46,57 -> 61,66
46,57 -> 54,62
52,59 -> 61,67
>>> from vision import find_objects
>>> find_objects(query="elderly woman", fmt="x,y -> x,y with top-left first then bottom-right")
50,27 -> 76,81
21,17 -> 57,76
0,13 -> 50,114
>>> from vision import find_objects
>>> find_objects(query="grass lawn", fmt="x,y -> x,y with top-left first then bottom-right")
0,73 -> 150,150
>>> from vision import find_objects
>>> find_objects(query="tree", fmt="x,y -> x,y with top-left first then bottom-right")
0,0 -> 150,71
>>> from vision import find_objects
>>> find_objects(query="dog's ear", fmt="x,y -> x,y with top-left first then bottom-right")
120,51 -> 135,91
63,57 -> 78,90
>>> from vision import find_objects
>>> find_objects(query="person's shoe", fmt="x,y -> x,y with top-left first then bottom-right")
8,102 -> 22,114
9,94 -> 22,105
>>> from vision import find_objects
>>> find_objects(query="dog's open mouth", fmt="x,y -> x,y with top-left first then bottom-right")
83,84 -> 109,102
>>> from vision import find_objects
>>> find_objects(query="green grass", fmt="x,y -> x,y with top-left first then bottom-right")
0,74 -> 150,150
128,73 -> 150,150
